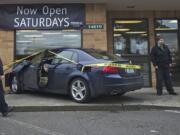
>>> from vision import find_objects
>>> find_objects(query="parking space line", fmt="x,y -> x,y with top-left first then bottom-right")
164,110 -> 180,114
3,118 -> 66,135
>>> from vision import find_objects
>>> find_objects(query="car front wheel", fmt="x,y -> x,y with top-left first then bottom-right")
10,76 -> 21,94
70,78 -> 90,103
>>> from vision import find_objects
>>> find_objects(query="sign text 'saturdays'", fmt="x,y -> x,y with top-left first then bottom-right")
14,5 -> 70,28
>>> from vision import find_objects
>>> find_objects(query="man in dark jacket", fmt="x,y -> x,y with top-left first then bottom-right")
150,38 -> 177,96
0,58 -> 13,117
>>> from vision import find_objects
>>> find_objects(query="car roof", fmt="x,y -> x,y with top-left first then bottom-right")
49,48 -> 106,54
50,48 -> 77,52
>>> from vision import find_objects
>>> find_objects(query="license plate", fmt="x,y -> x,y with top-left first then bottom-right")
126,69 -> 134,73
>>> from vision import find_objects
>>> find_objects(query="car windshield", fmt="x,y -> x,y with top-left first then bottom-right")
83,49 -> 121,61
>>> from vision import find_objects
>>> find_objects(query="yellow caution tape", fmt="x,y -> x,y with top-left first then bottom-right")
3,49 -> 141,73
3,51 -> 43,72
81,63 -> 141,72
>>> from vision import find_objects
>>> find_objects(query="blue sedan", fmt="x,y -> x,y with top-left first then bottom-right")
9,48 -> 143,103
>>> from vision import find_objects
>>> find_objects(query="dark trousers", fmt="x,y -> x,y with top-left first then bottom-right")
156,67 -> 174,95
0,81 -> 8,114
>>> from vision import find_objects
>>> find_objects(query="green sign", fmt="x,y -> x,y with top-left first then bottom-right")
85,24 -> 104,29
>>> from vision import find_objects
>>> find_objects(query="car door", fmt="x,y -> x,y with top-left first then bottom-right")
23,64 -> 40,90
23,53 -> 45,90
46,51 -> 77,93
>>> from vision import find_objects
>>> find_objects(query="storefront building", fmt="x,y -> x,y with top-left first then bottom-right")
0,0 -> 180,87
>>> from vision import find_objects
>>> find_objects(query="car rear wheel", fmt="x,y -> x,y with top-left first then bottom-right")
10,76 -> 21,94
70,78 -> 90,103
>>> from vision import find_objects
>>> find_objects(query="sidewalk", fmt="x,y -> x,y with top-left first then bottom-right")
5,87 -> 180,112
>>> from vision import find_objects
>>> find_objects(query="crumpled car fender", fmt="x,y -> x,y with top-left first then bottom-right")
12,60 -> 31,74
5,60 -> 31,87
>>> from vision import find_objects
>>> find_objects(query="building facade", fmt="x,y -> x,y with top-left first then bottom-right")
0,1 -> 180,87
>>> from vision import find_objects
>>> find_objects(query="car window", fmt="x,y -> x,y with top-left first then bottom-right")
78,51 -> 96,62
30,52 -> 45,64
83,49 -> 121,61
51,51 -> 74,64
72,52 -> 78,63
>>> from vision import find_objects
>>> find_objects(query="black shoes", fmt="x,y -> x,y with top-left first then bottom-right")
8,107 -> 14,112
157,92 -> 178,96
2,112 -> 8,117
169,92 -> 178,95
2,107 -> 13,117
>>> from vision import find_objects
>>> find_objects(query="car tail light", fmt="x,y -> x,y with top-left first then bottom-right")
102,66 -> 119,74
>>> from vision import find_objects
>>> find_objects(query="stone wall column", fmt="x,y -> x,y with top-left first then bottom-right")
83,4 -> 107,51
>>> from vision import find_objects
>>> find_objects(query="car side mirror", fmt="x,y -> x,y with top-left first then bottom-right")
77,64 -> 82,70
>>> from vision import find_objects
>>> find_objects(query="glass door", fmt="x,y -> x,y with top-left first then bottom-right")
113,19 -> 151,87
155,19 -> 180,86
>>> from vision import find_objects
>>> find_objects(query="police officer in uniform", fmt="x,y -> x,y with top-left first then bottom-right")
150,37 -> 177,96
0,58 -> 13,117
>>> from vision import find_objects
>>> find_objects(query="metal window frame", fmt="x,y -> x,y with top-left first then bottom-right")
112,18 -> 152,87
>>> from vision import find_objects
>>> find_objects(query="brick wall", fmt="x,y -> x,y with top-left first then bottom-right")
83,4 -> 107,51
0,30 -> 14,65
0,30 -> 14,91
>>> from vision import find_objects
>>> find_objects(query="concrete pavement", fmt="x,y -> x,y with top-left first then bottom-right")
5,87 -> 180,112
1,111 -> 180,135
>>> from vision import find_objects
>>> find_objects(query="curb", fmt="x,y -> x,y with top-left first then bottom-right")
11,105 -> 180,112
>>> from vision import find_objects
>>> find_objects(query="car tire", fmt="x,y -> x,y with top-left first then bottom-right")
70,78 -> 91,103
10,76 -> 22,94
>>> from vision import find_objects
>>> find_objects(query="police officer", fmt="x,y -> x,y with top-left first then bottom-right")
150,37 -> 177,96
0,58 -> 13,117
